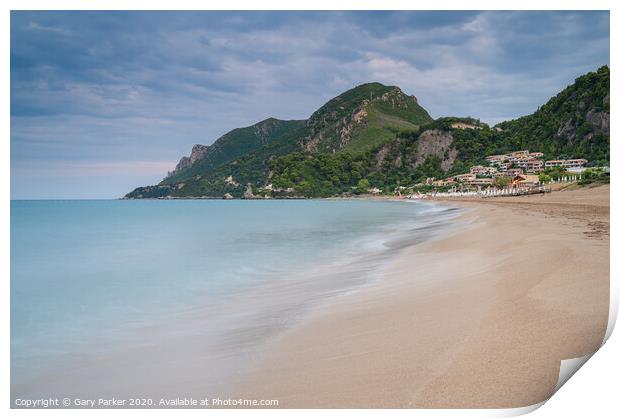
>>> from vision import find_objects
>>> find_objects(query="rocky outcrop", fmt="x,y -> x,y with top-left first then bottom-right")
556,109 -> 609,141
556,118 -> 577,140
225,175 -> 239,186
379,87 -> 413,109
414,129 -> 458,171
586,110 -> 610,135
243,184 -> 255,199
373,142 -> 391,172
167,144 -> 209,177
303,99 -> 371,151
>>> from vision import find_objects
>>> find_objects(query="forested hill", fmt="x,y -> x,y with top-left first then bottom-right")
125,82 -> 433,198
125,66 -> 609,199
162,118 -> 305,185
496,65 -> 609,165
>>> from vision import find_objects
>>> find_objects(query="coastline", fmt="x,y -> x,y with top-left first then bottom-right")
11,199 -> 456,403
231,184 -> 610,408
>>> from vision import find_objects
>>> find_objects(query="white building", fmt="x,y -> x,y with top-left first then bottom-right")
545,159 -> 588,169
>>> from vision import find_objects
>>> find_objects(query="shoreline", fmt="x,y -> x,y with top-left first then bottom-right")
12,199 -> 457,404
231,184 -> 610,408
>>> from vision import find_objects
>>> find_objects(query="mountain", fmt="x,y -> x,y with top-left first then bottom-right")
163,118 -> 305,184
125,82 -> 433,198
125,66 -> 609,199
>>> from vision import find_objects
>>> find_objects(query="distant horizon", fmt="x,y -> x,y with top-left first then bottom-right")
11,11 -> 609,199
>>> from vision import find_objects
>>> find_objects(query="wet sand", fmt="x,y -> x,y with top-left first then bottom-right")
233,184 -> 610,408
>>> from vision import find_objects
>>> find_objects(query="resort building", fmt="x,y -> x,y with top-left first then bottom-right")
520,159 -> 544,173
545,160 -> 564,168
432,178 -> 456,187
485,154 -> 509,165
564,159 -> 589,168
451,122 -> 482,130
504,168 -> 524,177
485,150 -> 544,171
497,162 -> 512,172
512,174 -> 540,188
427,150 -> 588,193
508,150 -> 530,158
455,173 -> 476,182
470,166 -> 497,176
544,159 -> 588,169
469,178 -> 494,186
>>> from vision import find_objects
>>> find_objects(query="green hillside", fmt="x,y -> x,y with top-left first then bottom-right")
125,82 -> 433,198
125,66 -> 609,199
268,66 -> 610,197
496,65 -> 609,166
301,82 -> 432,153
162,118 -> 305,184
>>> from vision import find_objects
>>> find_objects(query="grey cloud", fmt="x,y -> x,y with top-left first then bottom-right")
10,11 -> 609,199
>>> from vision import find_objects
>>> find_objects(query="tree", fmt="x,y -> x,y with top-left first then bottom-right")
356,178 -> 370,193
538,173 -> 551,184
494,176 -> 510,189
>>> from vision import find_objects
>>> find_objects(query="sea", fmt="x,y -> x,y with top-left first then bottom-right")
10,199 -> 460,403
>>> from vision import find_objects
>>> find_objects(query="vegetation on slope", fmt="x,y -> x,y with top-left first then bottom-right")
301,82 -> 432,153
162,118 -> 305,184
125,66 -> 609,199
496,65 -> 610,166
126,82 -> 433,198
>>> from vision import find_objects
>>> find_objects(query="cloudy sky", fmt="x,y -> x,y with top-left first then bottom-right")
11,11 -> 609,199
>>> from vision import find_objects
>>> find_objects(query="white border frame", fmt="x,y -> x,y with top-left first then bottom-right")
2,2 -> 616,418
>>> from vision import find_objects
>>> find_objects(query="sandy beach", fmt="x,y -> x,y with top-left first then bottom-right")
233,184 -> 610,408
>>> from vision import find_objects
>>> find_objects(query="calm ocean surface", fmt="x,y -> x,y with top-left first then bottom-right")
11,199 -> 459,399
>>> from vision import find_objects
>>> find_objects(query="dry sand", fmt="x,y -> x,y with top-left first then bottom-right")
233,184 -> 610,408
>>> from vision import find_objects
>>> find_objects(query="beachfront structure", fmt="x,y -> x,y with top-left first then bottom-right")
432,178 -> 456,187
512,174 -> 540,187
470,166 -> 497,176
485,150 -> 545,173
455,173 -> 476,182
545,160 -> 564,168
485,154 -> 509,164
564,159 -> 589,168
426,150 -> 588,193
544,158 -> 588,169
497,162 -> 512,172
520,159 -> 544,173
505,168 -> 524,177
469,178 -> 494,186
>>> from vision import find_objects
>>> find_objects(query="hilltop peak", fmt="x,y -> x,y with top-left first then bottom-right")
301,82 -> 431,153
340,82 -> 403,97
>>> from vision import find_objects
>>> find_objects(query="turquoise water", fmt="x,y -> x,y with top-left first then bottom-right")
11,199 -> 458,399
